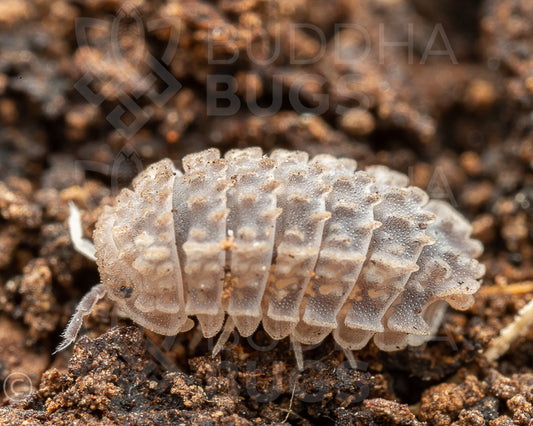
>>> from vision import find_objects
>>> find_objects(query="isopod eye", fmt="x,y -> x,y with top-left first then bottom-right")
119,285 -> 133,299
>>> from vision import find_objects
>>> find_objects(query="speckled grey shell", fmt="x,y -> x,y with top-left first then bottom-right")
93,147 -> 485,351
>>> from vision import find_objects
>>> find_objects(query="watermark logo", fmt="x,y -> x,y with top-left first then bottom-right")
74,2 -> 182,138
206,22 -> 457,66
205,21 -> 457,117
408,165 -> 458,207
3,372 -> 33,403
72,4 -> 458,135
73,144 -> 144,199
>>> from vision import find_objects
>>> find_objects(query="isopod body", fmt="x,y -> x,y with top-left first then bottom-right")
60,147 -> 485,364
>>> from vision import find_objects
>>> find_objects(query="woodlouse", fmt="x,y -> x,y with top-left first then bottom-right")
57,147 -> 485,369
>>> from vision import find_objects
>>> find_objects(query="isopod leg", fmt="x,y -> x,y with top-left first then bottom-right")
187,325 -> 204,354
212,316 -> 235,357
68,201 -> 97,261
53,283 -> 107,353
342,348 -> 358,369
291,336 -> 304,371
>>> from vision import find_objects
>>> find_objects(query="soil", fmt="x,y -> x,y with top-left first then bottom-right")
0,0 -> 532,425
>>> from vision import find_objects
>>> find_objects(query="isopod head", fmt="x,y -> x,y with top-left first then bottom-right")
93,159 -> 194,335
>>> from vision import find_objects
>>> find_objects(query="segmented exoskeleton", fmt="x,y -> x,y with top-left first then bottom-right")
58,148 -> 485,369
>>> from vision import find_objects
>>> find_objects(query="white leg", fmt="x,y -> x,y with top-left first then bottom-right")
53,283 -> 107,353
342,348 -> 358,369
213,316 -> 235,356
68,201 -> 97,262
291,336 -> 304,371
188,325 -> 204,353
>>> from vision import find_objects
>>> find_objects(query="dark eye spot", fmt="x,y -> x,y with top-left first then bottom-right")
119,286 -> 133,299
